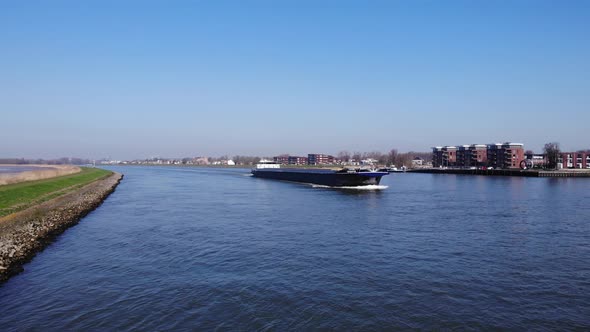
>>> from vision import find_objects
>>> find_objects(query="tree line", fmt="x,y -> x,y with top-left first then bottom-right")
0,158 -> 92,165
336,150 -> 430,167
226,149 -> 431,167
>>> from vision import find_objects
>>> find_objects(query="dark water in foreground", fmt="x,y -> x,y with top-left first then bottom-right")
1,166 -> 589,330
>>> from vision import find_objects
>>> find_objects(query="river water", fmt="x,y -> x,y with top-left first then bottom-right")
1,166 -> 589,330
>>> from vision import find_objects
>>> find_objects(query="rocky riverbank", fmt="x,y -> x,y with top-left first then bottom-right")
0,172 -> 123,283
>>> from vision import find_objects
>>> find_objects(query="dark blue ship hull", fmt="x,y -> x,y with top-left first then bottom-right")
251,168 -> 388,187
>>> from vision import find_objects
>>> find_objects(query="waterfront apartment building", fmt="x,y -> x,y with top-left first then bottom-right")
558,152 -> 590,169
432,146 -> 457,167
433,142 -> 524,169
307,154 -> 335,165
488,143 -> 524,169
457,144 -> 488,168
432,147 -> 444,167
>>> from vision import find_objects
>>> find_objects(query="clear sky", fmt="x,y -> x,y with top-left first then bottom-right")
1,1 -> 589,160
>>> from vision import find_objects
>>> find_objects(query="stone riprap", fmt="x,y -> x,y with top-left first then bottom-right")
0,172 -> 123,283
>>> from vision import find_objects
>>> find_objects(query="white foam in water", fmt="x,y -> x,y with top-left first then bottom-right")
311,184 -> 389,190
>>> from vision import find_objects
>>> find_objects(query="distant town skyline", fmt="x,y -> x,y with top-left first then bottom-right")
2,1 -> 589,160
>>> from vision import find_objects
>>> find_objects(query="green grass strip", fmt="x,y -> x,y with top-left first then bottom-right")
0,167 -> 113,217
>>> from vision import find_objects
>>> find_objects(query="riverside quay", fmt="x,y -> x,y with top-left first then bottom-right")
433,143 -> 525,169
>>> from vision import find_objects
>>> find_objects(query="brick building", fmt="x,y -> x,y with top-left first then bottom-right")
433,142 -> 524,169
486,143 -> 525,169
288,156 -> 308,165
307,154 -> 334,165
273,155 -> 290,165
457,144 -> 487,168
506,143 -> 525,169
558,151 -> 590,169
432,146 -> 457,167
486,143 -> 502,168
273,155 -> 308,165
498,143 -> 524,169
432,147 -> 444,167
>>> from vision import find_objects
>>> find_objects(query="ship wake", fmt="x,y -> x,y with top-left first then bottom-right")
311,184 -> 388,190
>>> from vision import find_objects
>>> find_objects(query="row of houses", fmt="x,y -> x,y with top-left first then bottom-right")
116,157 -> 218,166
432,143 -> 525,169
559,152 -> 590,169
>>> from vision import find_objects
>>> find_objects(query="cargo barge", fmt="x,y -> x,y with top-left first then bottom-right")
251,161 -> 388,187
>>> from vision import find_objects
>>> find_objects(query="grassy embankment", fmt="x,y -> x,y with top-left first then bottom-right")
0,167 -> 112,218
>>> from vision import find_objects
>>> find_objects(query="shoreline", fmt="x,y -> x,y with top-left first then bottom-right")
0,172 -> 123,283
408,168 -> 590,177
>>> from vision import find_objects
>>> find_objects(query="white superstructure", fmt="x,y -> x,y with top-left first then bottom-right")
256,160 -> 281,169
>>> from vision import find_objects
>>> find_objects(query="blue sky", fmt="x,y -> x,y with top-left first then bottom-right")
1,1 -> 589,159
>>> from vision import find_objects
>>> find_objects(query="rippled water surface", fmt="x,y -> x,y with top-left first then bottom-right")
1,166 -> 589,330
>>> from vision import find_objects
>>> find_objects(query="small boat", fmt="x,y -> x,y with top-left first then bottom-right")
251,160 -> 388,187
390,166 -> 406,173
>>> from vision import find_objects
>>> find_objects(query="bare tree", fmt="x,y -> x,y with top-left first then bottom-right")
388,149 -> 398,166
352,152 -> 362,163
365,151 -> 383,160
544,142 -> 560,169
233,155 -> 261,165
337,151 -> 350,162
